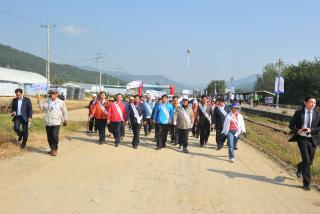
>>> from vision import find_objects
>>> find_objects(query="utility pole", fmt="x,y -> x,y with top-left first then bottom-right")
275,58 -> 282,109
41,21 -> 56,89
94,49 -> 106,92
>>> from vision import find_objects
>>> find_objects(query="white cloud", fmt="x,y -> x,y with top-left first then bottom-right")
59,25 -> 90,36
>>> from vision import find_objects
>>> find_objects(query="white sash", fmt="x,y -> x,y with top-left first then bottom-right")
218,106 -> 227,117
230,113 -> 241,137
161,104 -> 170,123
115,103 -> 124,121
145,102 -> 153,116
181,107 -> 192,128
98,101 -> 108,115
199,103 -> 211,124
131,103 -> 143,124
48,99 -> 63,119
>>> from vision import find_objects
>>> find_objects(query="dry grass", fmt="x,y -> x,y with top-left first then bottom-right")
245,120 -> 320,184
0,97 -> 90,114
0,114 -> 86,159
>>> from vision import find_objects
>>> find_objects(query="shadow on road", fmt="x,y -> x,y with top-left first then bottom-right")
206,169 -> 298,188
28,146 -> 49,155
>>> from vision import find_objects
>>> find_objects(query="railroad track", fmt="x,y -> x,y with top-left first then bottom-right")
243,114 -> 291,135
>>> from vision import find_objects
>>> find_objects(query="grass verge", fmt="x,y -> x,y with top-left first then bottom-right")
0,114 -> 86,159
244,119 -> 320,185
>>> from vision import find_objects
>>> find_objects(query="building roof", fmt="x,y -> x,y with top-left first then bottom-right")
0,67 -> 47,84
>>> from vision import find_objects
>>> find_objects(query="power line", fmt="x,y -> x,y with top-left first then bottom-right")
53,31 -> 97,55
0,8 -> 41,25
0,3 -> 46,25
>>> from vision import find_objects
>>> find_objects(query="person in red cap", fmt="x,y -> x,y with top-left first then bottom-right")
88,94 -> 98,133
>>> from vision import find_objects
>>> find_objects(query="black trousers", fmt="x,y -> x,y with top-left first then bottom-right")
46,126 -> 60,150
111,121 -> 122,145
88,117 -> 97,132
157,124 -> 170,148
132,123 -> 142,146
13,116 -> 28,144
121,121 -> 125,137
178,129 -> 189,149
170,125 -> 179,143
96,119 -> 107,142
154,124 -> 159,140
192,124 -> 197,137
297,137 -> 316,187
216,128 -> 227,148
144,118 -> 153,135
199,124 -> 210,145
107,124 -> 112,134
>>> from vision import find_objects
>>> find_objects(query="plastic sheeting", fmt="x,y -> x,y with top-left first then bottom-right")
0,83 -> 19,96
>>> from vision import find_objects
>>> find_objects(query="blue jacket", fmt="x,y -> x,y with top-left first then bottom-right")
144,101 -> 155,118
153,102 -> 174,124
11,97 -> 33,123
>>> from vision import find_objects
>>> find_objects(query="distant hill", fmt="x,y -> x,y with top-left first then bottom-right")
226,74 -> 257,91
78,66 -> 197,90
0,44 -> 126,85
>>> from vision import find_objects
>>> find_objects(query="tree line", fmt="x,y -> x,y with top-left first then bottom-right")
204,58 -> 320,105
0,44 -> 126,85
255,58 -> 320,105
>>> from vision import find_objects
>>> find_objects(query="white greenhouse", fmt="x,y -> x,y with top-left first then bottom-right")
0,67 -> 47,96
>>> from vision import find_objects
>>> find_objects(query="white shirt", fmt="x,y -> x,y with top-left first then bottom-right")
300,108 -> 313,137
303,108 -> 313,128
17,97 -> 23,116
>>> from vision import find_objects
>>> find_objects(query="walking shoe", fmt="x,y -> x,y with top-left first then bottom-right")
296,169 -> 302,178
200,144 -> 204,147
133,145 -> 138,149
115,144 -> 119,147
47,150 -> 52,155
20,142 -> 26,149
216,147 -> 222,151
162,144 -> 166,148
155,147 -> 162,150
302,186 -> 311,191
178,145 -> 182,150
182,149 -> 189,153
120,136 -> 124,140
51,150 -> 57,156
18,135 -> 23,142
229,158 -> 234,163
234,147 -> 238,150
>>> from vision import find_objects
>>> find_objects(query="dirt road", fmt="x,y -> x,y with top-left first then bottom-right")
0,109 -> 319,214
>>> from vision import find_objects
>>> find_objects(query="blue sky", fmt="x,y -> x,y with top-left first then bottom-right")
1,0 -> 320,84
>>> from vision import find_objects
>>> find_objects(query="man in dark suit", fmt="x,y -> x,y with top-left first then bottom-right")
127,95 -> 146,149
212,98 -> 230,150
289,95 -> 320,191
11,88 -> 33,149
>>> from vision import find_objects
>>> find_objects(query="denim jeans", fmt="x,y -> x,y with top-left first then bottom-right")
227,131 -> 238,159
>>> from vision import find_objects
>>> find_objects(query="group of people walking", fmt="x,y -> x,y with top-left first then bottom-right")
87,91 -> 246,162
9,88 -> 320,190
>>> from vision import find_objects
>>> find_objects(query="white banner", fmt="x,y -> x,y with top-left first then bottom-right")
182,89 -> 193,95
274,77 -> 284,94
127,80 -> 142,89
